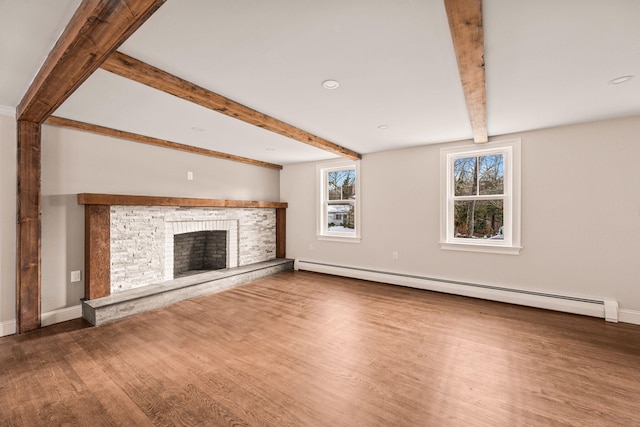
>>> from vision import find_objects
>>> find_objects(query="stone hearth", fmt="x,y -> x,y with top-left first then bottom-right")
82,259 -> 294,325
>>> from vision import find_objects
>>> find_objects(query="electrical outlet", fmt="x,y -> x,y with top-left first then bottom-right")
392,251 -> 399,260
187,171 -> 194,180
70,270 -> 81,283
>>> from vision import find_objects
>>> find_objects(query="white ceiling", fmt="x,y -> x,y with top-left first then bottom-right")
2,0 -> 639,165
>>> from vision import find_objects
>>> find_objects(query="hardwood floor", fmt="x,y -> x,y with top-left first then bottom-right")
2,271 -> 640,426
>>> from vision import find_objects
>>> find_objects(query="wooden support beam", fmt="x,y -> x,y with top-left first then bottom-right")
444,0 -> 488,144
276,208 -> 286,259
15,0 -> 165,333
85,205 -> 111,300
16,121 -> 42,333
101,51 -> 362,161
45,116 -> 283,170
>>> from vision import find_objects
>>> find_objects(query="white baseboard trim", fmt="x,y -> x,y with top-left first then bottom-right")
41,305 -> 83,327
619,309 -> 640,325
1,305 -> 82,337
0,319 -> 17,337
295,260 -> 616,321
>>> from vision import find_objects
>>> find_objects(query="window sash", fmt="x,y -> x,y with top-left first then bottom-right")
440,140 -> 520,254
318,162 -> 360,241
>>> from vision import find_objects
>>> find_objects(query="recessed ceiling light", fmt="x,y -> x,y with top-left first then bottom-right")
191,126 -> 205,132
608,75 -> 634,85
322,79 -> 340,90
377,124 -> 389,130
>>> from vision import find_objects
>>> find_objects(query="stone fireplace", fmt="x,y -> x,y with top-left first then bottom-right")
79,194 -> 287,301
109,206 -> 275,293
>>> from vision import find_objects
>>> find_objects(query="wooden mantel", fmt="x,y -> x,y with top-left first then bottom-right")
80,194 -> 287,300
78,193 -> 287,209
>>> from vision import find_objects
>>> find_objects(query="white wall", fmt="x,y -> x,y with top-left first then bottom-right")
281,115 -> 640,319
0,120 -> 280,334
0,112 -> 17,334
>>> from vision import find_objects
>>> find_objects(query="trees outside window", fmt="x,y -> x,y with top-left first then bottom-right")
453,154 -> 504,239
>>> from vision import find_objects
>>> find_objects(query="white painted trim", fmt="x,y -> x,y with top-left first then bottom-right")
317,235 -> 361,243
604,299 -> 619,323
440,241 -> 522,255
619,309 -> 640,325
0,105 -> 16,118
296,260 -> 609,319
0,319 -> 17,337
41,305 -> 82,327
316,158 -> 361,242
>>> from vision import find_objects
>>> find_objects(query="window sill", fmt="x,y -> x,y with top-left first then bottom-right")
439,241 -> 522,255
318,234 -> 361,244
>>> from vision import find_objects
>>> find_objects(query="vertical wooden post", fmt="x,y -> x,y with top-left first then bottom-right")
16,121 -> 41,333
13,0 -> 165,333
85,205 -> 111,300
276,208 -> 286,259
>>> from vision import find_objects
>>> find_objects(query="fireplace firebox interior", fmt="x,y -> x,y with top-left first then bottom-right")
173,230 -> 227,278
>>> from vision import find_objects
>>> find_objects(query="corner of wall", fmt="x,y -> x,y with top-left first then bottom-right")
0,111 -> 17,329
0,105 -> 16,118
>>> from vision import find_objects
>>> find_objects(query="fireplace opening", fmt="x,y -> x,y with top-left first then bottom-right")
173,230 -> 227,278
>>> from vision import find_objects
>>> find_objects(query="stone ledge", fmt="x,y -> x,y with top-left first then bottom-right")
82,259 -> 294,326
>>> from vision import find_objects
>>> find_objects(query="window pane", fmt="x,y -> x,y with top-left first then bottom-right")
327,203 -> 355,232
454,200 -> 504,239
328,169 -> 356,201
454,157 -> 477,196
478,154 -> 504,195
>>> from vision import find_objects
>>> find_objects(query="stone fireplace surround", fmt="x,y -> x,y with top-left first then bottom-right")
79,194 -> 287,300
110,208 -> 259,292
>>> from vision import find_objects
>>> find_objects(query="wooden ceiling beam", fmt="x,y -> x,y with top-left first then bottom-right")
17,0 -> 166,124
444,0 -> 488,144
45,116 -> 283,170
100,51 -> 362,161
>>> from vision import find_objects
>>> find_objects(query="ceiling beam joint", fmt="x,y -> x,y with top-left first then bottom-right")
17,0 -> 166,124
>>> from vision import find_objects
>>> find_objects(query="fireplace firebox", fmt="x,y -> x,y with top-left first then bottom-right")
173,230 -> 227,278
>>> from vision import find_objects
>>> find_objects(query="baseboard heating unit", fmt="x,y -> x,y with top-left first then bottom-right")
295,260 -> 619,323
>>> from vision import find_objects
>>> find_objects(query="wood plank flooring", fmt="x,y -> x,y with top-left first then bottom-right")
1,271 -> 640,426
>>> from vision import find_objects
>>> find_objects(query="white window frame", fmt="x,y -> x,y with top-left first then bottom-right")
440,139 -> 521,255
317,159 -> 361,243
